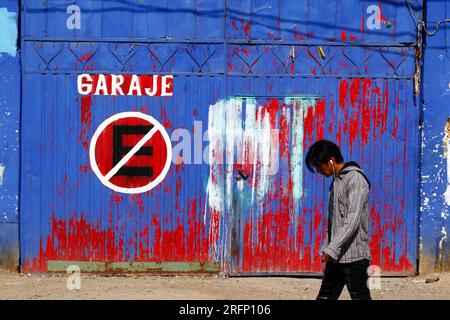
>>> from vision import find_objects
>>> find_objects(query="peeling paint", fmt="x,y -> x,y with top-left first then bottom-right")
0,8 -> 17,57
18,1 -> 423,275
287,98 -> 313,201
206,97 -> 311,215
205,97 -> 321,271
206,97 -> 281,215
443,119 -> 450,206
439,226 -> 448,271
0,164 -> 4,186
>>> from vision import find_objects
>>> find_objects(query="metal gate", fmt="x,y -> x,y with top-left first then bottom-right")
20,0 -> 420,275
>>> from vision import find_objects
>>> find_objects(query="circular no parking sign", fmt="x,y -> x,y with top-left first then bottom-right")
89,112 -> 172,194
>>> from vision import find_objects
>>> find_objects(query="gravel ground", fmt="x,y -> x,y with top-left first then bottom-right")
1,270 -> 449,300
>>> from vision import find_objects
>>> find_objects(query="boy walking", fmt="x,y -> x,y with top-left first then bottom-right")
305,140 -> 372,300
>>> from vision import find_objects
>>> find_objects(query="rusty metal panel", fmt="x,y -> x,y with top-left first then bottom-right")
20,0 -> 421,275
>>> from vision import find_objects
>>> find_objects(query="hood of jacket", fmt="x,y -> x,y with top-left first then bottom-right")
330,161 -> 371,189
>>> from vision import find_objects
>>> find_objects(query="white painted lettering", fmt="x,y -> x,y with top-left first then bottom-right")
144,75 -> 159,96
94,74 -> 108,95
111,75 -> 125,95
161,75 -> 173,96
128,75 -> 142,96
77,74 -> 93,95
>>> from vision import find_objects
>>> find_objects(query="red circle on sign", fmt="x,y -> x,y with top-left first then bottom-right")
89,112 -> 172,194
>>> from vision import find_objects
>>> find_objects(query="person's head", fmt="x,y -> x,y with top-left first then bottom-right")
305,140 -> 344,177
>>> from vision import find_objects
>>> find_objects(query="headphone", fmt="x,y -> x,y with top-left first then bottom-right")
330,159 -> 336,177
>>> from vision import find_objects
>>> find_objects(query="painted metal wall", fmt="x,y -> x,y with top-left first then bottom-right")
0,0 -> 20,270
420,0 -> 450,273
19,0 -> 421,275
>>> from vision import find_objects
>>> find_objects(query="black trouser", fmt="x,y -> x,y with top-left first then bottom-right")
316,259 -> 372,300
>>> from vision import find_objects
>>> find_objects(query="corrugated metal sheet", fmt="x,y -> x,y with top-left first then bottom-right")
20,0 -> 421,275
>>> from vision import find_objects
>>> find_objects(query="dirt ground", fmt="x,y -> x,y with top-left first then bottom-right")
1,270 -> 449,300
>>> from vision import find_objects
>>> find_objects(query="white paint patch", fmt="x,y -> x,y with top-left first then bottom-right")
206,98 -> 230,213
244,99 -> 258,206
439,226 -> 448,269
444,121 -> 450,206
444,155 -> 450,206
206,96 -> 315,209
206,98 -> 282,215
205,98 -> 243,260
224,98 -> 242,212
0,8 -> 17,57
254,105 -> 273,201
205,96 -> 317,258
0,164 -> 5,185
287,98 -> 312,201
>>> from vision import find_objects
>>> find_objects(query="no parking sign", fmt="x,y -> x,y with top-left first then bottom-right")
89,112 -> 172,194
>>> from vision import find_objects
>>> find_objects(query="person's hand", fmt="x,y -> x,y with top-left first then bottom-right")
321,252 -> 332,263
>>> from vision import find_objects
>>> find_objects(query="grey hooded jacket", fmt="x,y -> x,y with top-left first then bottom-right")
321,162 -> 371,263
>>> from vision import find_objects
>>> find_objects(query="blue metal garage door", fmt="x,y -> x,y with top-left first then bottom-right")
20,0 -> 420,275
